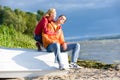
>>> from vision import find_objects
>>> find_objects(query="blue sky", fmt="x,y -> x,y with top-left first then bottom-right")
0,0 -> 120,40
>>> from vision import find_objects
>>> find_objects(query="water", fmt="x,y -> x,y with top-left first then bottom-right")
64,30 -> 120,64
78,39 -> 120,64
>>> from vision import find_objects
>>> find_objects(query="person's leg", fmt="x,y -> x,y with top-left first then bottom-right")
46,43 -> 64,70
35,42 -> 42,51
61,43 -> 82,68
34,35 -> 42,51
61,43 -> 80,63
34,35 -> 42,44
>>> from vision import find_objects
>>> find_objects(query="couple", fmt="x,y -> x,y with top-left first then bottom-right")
34,8 -> 82,70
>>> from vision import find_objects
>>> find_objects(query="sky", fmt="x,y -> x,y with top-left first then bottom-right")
0,0 -> 120,40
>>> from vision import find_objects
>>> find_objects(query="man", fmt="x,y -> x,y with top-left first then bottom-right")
42,15 -> 82,70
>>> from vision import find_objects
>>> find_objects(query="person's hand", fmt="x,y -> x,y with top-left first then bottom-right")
62,43 -> 67,50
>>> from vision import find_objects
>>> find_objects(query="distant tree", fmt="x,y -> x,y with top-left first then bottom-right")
0,5 -> 2,9
0,5 -> 45,36
3,6 -> 12,12
0,6 -> 4,24
14,9 -> 22,15
37,10 -> 44,21
14,9 -> 27,33
1,7 -> 16,26
24,12 -> 37,35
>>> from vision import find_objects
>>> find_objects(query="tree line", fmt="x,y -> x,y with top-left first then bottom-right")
0,5 -> 44,35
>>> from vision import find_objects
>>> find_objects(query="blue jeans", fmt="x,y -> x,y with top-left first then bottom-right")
46,42 -> 80,65
34,34 -> 42,44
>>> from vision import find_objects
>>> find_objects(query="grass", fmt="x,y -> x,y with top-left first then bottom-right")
0,25 -> 36,49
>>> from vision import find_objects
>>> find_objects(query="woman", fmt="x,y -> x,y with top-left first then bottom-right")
34,8 -> 56,51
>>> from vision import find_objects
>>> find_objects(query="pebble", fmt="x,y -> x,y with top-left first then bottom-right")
115,64 -> 120,71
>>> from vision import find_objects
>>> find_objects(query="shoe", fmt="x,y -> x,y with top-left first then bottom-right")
59,64 -> 65,70
36,42 -> 42,51
69,63 -> 83,69
59,66 -> 65,70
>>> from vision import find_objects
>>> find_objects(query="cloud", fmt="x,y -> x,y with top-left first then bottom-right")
49,0 -> 119,11
37,0 -> 119,11
0,0 -> 46,11
0,0 -> 119,12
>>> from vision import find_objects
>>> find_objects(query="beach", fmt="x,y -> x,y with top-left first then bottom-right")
34,68 -> 120,80
1,38 -> 120,80
2,68 -> 120,80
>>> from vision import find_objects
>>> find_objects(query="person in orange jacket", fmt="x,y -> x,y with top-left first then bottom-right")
42,15 -> 82,70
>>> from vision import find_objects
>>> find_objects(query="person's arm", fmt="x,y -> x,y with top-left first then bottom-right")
59,30 -> 65,44
42,23 -> 56,48
59,30 -> 67,50
42,18 -> 56,35
43,23 -> 54,41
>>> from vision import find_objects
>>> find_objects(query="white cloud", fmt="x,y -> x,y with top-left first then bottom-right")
32,0 -> 119,13
47,0 -> 119,11
0,0 -> 119,12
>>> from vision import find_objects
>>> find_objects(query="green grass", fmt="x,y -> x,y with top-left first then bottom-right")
0,25 -> 36,49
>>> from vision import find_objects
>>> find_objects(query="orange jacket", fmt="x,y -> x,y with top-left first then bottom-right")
42,21 -> 65,48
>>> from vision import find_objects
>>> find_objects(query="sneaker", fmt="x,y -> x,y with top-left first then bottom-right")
69,63 -> 74,68
59,66 -> 65,70
69,63 -> 83,69
36,42 -> 42,51
59,64 -> 65,70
